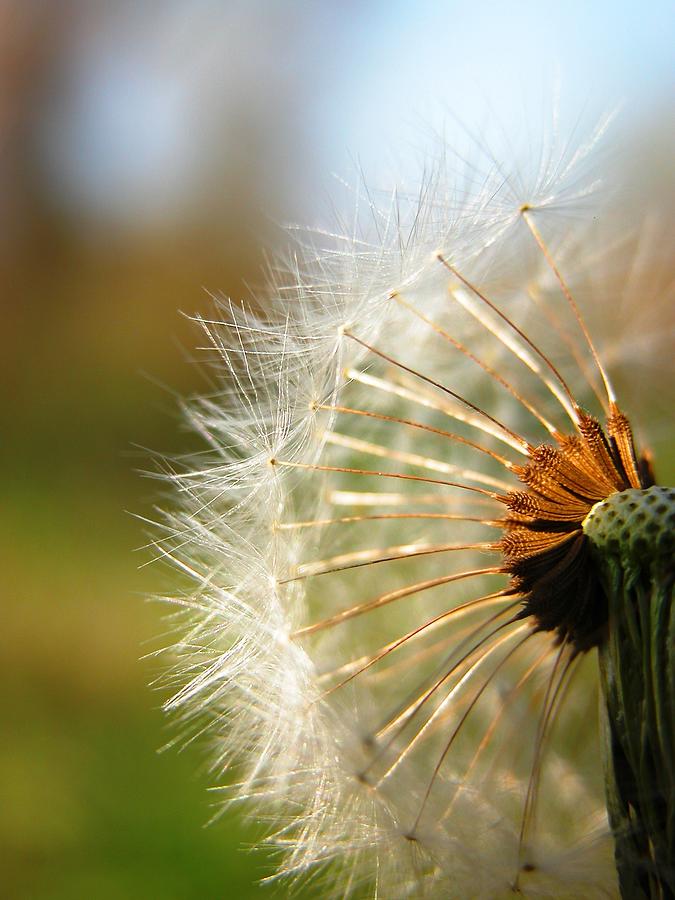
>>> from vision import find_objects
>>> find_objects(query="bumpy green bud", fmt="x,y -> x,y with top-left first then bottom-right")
584,486 -> 675,899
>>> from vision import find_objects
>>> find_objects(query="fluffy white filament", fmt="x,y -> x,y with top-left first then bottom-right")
154,125 -> 630,898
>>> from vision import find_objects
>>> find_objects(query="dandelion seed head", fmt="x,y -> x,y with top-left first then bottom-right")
152,115 -> 668,898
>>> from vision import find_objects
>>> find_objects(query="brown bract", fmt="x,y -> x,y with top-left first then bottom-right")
498,405 -> 654,652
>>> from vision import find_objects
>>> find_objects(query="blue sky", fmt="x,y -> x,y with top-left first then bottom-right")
315,0 -> 674,177
44,1 -> 674,224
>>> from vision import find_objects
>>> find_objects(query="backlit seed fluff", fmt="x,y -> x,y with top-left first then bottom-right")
154,122 -> 670,899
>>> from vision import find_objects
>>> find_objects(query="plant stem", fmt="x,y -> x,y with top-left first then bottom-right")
585,486 -> 675,899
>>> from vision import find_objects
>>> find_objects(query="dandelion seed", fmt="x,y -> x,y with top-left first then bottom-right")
155,124 -> 673,898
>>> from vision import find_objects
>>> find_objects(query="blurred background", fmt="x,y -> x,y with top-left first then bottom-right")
2,2 -> 673,898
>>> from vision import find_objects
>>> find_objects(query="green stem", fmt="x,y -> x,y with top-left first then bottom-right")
585,486 -> 675,899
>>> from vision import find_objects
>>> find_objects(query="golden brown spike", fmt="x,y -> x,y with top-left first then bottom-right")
606,403 -> 643,489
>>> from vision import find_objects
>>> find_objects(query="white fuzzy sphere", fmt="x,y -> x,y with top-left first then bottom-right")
151,116 -> 662,899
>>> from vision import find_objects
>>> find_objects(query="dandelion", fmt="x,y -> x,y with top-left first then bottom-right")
154,123 -> 673,898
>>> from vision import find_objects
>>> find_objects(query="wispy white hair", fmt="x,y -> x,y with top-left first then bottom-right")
149,113 -> 662,899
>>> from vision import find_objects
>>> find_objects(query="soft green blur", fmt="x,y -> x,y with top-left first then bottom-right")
0,5 -> 303,898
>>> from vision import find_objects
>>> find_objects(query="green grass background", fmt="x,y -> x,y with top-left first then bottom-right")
1,284 -> 288,898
